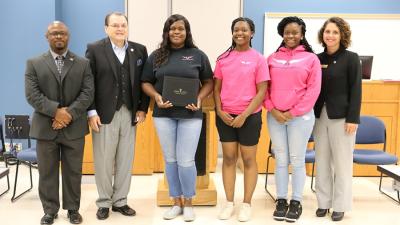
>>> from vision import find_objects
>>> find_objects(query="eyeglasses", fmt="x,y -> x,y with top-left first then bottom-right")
49,32 -> 68,37
108,23 -> 127,29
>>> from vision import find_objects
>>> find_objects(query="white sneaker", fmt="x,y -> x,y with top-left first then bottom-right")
237,203 -> 252,222
218,202 -> 234,220
183,207 -> 196,222
163,205 -> 182,220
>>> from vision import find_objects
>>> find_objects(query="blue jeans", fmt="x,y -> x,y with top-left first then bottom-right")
267,110 -> 315,202
153,117 -> 203,198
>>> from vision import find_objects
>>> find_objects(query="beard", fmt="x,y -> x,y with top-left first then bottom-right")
54,41 -> 66,50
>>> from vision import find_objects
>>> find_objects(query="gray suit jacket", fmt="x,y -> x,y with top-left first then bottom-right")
25,50 -> 94,140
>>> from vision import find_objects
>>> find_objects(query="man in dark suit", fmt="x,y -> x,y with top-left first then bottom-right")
85,12 -> 149,220
25,21 -> 94,224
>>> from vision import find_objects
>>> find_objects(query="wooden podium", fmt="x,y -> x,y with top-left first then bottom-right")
156,96 -> 217,206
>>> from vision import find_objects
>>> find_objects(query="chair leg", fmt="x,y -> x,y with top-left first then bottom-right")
310,163 -> 316,193
11,161 -> 34,202
0,172 -> 10,197
264,155 -> 275,201
378,172 -> 400,204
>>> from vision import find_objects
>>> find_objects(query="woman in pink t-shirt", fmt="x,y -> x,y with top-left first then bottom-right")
213,17 -> 269,222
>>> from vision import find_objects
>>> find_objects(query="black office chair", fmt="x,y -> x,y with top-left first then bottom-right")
265,136 -> 315,201
353,115 -> 398,202
0,117 -> 10,197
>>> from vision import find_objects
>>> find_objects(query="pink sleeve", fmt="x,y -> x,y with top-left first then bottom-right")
263,55 -> 274,111
214,60 -> 223,79
255,55 -> 270,83
289,55 -> 322,116
263,88 -> 275,111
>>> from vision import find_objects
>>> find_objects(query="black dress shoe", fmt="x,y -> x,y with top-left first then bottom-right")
112,205 -> 136,216
67,210 -> 83,224
40,214 -> 58,225
96,207 -> 110,220
331,211 -> 344,221
316,208 -> 329,217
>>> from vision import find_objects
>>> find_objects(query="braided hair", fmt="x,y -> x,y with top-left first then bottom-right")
217,17 -> 255,61
276,16 -> 313,53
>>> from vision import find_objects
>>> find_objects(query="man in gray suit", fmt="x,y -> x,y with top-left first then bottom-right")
85,12 -> 149,220
25,21 -> 94,225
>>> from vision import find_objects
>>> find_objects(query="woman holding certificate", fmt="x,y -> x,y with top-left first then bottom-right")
141,14 -> 213,222
214,17 -> 269,222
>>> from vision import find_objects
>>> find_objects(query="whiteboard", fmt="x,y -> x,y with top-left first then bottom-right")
264,13 -> 400,80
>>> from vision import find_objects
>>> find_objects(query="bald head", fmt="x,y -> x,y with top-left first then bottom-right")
47,21 -> 69,33
46,21 -> 69,55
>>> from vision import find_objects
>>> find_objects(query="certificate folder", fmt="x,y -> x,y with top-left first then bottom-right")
162,76 -> 199,107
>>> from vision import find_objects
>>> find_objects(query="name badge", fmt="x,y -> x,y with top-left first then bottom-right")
321,64 -> 328,69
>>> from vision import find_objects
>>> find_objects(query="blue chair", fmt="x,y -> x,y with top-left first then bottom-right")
0,117 -> 10,197
265,136 -> 315,201
353,115 -> 398,202
4,116 -> 38,202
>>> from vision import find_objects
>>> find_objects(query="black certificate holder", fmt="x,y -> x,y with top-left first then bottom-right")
162,76 -> 200,107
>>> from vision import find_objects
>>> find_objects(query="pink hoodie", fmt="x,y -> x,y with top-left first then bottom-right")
264,45 -> 321,117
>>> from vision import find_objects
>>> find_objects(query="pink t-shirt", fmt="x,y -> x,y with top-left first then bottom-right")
214,48 -> 270,115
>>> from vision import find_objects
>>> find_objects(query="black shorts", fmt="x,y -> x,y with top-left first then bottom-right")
216,111 -> 262,146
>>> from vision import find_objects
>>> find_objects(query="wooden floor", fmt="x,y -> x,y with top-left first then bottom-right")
0,159 -> 399,225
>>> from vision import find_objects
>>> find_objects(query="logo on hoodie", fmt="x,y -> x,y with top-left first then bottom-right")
273,58 -> 306,65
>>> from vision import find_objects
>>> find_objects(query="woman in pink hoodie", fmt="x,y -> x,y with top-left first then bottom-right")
264,16 -> 321,222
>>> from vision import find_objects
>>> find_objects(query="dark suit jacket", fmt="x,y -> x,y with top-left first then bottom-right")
25,51 -> 94,140
85,38 -> 149,125
314,47 -> 362,124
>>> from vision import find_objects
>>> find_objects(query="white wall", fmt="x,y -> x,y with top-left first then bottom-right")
127,0 -> 169,53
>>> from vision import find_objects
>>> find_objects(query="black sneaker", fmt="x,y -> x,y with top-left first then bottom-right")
273,199 -> 288,221
285,200 -> 302,223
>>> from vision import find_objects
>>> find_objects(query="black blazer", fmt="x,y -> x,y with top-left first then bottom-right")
314,46 -> 362,124
25,51 -> 94,140
86,38 -> 149,125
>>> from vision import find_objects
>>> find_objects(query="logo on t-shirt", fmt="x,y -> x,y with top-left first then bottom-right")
182,56 -> 194,61
241,60 -> 252,65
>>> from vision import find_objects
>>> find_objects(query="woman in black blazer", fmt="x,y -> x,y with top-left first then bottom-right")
313,17 -> 362,222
